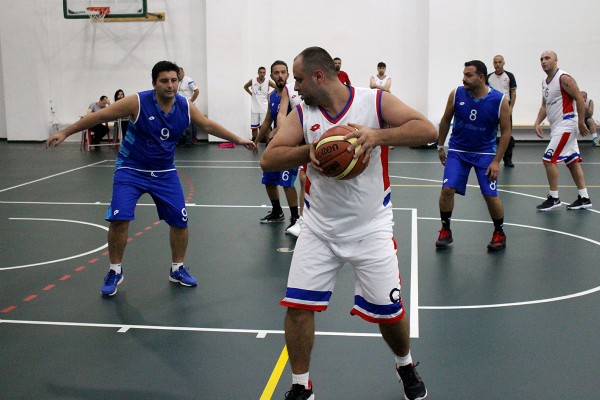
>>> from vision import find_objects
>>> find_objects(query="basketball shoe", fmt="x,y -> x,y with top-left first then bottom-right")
397,363 -> 427,400
260,210 -> 285,223
284,380 -> 314,400
100,269 -> 123,296
169,266 -> 197,287
566,195 -> 592,210
536,195 -> 561,211
435,227 -> 453,248
285,216 -> 302,237
487,230 -> 506,251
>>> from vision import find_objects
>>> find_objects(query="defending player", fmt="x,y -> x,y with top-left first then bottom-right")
435,60 -> 511,251
46,61 -> 256,296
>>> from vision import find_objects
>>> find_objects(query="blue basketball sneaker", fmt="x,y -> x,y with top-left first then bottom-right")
100,269 -> 123,296
169,266 -> 197,287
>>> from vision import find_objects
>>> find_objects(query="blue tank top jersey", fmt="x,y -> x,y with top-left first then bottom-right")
115,90 -> 190,171
449,86 -> 504,153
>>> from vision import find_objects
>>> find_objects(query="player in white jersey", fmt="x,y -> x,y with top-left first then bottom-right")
244,67 -> 275,141
370,61 -> 392,92
261,46 -> 436,400
534,50 -> 592,211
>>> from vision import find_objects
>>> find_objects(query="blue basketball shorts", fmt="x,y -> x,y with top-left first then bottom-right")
280,228 -> 405,324
443,150 -> 498,197
105,168 -> 188,227
262,168 -> 298,188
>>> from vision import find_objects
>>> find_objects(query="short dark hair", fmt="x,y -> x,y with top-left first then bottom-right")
270,60 -> 288,73
464,60 -> 487,77
333,57 -> 341,62
298,47 -> 337,78
99,95 -> 108,101
258,66 -> 266,72
152,61 -> 180,83
377,62 -> 386,68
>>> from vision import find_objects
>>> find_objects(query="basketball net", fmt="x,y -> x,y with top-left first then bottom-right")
87,7 -> 110,24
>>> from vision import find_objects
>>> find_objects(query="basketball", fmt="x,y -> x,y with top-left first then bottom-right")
315,125 -> 368,180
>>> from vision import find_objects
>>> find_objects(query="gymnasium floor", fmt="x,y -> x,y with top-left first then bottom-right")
1,138 -> 599,399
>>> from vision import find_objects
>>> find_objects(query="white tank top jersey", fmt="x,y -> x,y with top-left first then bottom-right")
372,75 -> 391,88
298,86 -> 393,242
250,78 -> 269,113
543,69 -> 577,127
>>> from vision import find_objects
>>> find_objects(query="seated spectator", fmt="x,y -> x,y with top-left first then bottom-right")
88,96 -> 110,144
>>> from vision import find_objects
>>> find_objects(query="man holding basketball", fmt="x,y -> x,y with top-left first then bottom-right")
46,61 -> 256,297
261,46 -> 436,400
435,60 -> 511,251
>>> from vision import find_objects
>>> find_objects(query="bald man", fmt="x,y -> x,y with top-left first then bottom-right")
534,50 -> 592,211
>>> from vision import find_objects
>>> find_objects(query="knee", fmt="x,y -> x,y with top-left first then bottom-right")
287,308 -> 313,324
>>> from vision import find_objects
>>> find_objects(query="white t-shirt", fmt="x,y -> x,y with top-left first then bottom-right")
178,75 -> 198,100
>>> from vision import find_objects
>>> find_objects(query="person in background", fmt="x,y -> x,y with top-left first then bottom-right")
333,57 -> 351,86
87,95 -> 110,145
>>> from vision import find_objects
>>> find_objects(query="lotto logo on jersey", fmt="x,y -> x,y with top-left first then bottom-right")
310,124 -> 320,132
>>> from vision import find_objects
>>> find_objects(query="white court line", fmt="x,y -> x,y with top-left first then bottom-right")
390,175 -> 600,214
0,319 -> 382,339
0,161 -> 108,193
1,218 -> 108,271
418,217 -> 600,310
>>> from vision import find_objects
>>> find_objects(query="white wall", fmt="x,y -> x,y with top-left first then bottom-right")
1,0 -> 600,141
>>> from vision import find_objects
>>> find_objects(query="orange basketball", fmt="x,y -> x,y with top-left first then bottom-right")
315,125 -> 368,180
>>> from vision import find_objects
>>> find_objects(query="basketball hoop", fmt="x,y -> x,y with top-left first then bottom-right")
87,6 -> 110,24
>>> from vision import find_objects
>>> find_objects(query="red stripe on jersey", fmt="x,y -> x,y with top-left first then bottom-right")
381,145 -> 390,191
305,175 -> 311,195
551,132 -> 571,163
559,78 -> 574,115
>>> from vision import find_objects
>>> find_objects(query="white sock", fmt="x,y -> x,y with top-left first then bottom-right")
110,263 -> 122,274
395,351 -> 413,367
171,262 -> 183,272
592,133 -> 598,139
549,190 -> 559,199
578,188 -> 589,199
292,372 -> 310,388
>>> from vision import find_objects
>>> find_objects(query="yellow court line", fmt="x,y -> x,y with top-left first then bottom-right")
260,345 -> 289,400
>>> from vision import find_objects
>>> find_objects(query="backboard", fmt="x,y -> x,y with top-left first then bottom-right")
63,0 -> 147,19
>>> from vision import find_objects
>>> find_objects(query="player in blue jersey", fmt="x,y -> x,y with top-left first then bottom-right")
254,60 -> 300,233
46,61 -> 257,296
435,60 -> 512,251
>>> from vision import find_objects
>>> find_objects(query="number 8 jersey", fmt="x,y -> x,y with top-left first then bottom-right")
449,86 -> 504,153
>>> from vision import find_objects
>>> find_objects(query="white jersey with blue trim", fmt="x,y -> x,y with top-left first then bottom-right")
543,69 -> 577,129
285,83 -> 302,108
298,86 -> 393,242
116,90 -> 190,172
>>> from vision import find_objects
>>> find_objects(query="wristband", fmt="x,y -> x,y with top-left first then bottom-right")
437,145 -> 444,151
